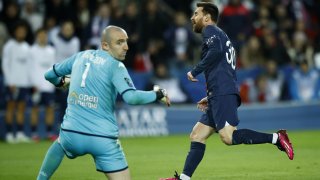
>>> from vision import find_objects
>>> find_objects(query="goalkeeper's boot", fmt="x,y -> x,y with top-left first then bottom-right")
159,171 -> 181,180
276,129 -> 294,160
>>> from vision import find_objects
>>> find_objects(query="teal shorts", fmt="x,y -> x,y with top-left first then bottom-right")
59,129 -> 128,173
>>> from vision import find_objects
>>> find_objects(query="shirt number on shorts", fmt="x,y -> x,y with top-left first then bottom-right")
226,40 -> 236,70
81,63 -> 91,87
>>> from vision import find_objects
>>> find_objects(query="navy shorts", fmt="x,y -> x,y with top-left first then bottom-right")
5,87 -> 30,101
199,94 -> 241,131
32,92 -> 55,106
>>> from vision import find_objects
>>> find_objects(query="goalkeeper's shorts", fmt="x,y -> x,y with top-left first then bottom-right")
199,94 -> 241,131
59,129 -> 128,173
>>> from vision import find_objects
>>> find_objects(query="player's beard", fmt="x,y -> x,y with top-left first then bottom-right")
193,17 -> 205,33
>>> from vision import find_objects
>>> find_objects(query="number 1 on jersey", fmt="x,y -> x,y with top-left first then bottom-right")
81,63 -> 91,87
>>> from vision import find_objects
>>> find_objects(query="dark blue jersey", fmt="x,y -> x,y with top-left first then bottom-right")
191,25 -> 239,97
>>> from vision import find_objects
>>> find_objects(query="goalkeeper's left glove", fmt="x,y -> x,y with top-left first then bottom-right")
154,85 -> 171,107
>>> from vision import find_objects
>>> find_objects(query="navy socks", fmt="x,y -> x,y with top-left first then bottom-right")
182,142 -> 206,177
232,129 -> 273,145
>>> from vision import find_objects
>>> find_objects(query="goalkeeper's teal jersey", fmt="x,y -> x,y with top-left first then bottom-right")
52,50 -> 138,138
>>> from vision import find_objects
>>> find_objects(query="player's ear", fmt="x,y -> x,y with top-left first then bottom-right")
101,41 -> 109,51
205,14 -> 210,22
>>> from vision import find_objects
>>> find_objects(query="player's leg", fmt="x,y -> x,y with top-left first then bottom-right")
16,100 -> 30,142
104,168 -> 131,180
5,99 -> 15,143
38,130 -> 83,180
217,95 -> 293,159
219,125 -> 274,145
31,104 -> 40,141
37,139 -> 65,180
91,137 -> 130,180
219,124 -> 294,159
44,93 -> 56,141
161,106 -> 216,180
15,88 -> 30,142
4,86 -> 16,143
180,122 -> 214,180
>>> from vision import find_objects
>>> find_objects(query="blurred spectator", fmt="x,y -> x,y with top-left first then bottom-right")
51,20 -> 80,63
2,22 -> 31,143
164,11 -> 197,75
1,1 -> 21,34
263,60 -> 287,102
109,0 -> 124,21
260,27 -> 291,66
117,1 -> 141,70
43,16 -> 58,43
1,1 -> 34,44
84,2 -> 113,49
240,60 -> 287,103
164,0 -> 193,17
72,0 -> 91,49
44,0 -> 72,25
29,28 -> 56,142
314,34 -> 320,69
289,60 -> 320,102
50,20 -> 79,124
138,0 -> 169,66
147,63 -> 189,103
240,35 -> 265,68
0,21 -> 9,72
288,20 -> 314,66
21,0 -> 44,33
273,4 -> 294,34
219,0 -> 252,52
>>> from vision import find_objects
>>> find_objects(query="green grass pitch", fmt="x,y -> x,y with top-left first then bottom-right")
0,130 -> 319,180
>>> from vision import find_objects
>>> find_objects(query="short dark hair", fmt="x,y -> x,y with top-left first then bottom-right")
35,27 -> 47,35
197,2 -> 219,22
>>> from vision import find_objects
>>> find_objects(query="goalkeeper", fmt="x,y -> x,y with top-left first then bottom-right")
37,25 -> 170,180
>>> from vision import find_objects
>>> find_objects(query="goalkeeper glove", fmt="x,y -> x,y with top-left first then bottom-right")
154,85 -> 171,107
55,76 -> 70,90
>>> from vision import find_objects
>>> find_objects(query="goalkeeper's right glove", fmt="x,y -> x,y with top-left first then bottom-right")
55,76 -> 70,90
154,85 -> 171,107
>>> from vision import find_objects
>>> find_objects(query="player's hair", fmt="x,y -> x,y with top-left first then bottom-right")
35,27 -> 47,35
101,25 -> 126,43
196,2 -> 219,22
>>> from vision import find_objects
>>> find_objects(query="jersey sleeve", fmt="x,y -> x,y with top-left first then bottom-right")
111,61 -> 157,104
191,35 -> 223,77
44,52 -> 78,86
111,61 -> 136,95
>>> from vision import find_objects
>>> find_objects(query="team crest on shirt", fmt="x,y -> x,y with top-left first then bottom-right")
124,77 -> 133,87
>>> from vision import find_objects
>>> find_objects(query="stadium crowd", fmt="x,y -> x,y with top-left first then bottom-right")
0,0 -> 319,141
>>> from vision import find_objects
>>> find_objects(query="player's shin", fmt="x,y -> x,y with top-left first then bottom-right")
182,142 -> 206,178
232,129 -> 273,145
37,140 -> 65,180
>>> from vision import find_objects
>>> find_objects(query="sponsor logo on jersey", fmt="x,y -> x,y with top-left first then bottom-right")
68,91 -> 99,109
206,35 -> 217,45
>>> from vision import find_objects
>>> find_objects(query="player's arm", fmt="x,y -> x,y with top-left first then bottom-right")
190,36 -> 222,78
1,42 -> 13,86
112,62 -> 169,105
44,53 -> 78,87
